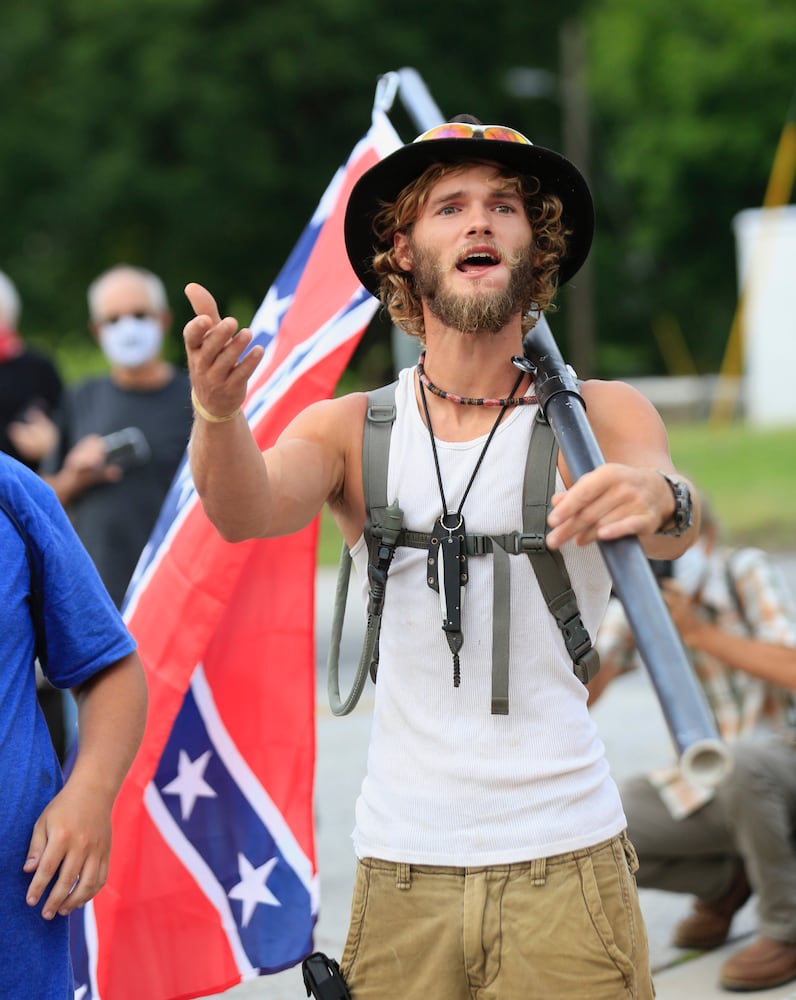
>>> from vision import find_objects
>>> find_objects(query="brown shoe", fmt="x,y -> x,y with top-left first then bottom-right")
671,866 -> 751,950
719,937 -> 796,992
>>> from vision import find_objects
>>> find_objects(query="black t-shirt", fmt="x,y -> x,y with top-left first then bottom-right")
0,351 -> 63,468
48,370 -> 193,607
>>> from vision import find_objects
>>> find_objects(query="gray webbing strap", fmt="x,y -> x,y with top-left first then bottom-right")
327,384 -> 398,716
362,382 -> 398,552
489,539 -> 511,713
522,411 -> 600,684
326,384 -> 599,718
327,540 -> 369,716
394,529 -> 547,714
389,411 -> 599,708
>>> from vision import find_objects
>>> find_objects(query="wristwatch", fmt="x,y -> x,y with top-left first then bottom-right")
656,472 -> 693,537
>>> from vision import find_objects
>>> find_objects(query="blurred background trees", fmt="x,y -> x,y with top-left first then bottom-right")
587,0 -> 795,375
1,0 -> 793,380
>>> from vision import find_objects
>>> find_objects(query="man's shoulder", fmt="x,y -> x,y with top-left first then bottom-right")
9,347 -> 59,374
164,365 -> 191,390
151,366 -> 191,405
294,390 -> 368,427
580,377 -> 652,408
67,372 -> 112,400
578,376 -> 666,434
718,547 -> 796,623
0,450 -> 49,496
0,452 -> 61,535
722,545 -> 770,575
68,369 -> 191,410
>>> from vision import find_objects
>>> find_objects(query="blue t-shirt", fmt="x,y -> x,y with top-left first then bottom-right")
0,453 -> 136,998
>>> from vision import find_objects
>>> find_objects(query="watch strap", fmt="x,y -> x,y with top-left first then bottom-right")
656,471 -> 693,537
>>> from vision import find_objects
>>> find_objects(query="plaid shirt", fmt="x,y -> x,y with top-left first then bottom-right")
596,546 -> 796,818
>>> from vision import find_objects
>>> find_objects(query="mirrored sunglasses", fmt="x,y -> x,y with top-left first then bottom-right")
414,123 -> 532,145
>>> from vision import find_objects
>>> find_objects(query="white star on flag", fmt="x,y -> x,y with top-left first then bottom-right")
228,854 -> 281,927
250,283 -> 293,337
162,749 -> 217,821
75,987 -> 88,1000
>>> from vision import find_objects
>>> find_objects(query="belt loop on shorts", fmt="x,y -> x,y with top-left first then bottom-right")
395,862 -> 411,890
620,832 -> 640,875
529,857 -> 546,886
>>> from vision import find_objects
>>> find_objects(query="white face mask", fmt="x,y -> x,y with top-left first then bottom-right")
98,315 -> 163,368
672,540 -> 709,597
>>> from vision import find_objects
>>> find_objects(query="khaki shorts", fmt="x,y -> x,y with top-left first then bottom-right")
340,833 -> 654,999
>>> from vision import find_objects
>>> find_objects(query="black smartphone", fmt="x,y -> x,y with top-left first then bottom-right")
101,427 -> 151,469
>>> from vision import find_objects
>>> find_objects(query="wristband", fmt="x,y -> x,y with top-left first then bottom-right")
191,387 -> 241,424
655,471 -> 693,537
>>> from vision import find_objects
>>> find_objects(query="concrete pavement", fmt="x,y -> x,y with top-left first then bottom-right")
207,554 -> 796,1000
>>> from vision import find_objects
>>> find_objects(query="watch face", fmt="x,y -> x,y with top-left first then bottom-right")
673,483 -> 692,534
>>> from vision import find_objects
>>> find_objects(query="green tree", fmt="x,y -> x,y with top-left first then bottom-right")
10,0 -> 790,381
585,0 -> 796,373
0,0 -> 572,372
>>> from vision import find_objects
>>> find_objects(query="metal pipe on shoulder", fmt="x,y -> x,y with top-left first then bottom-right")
520,317 -> 732,788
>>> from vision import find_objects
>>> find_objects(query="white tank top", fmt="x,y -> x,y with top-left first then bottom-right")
349,366 -> 626,865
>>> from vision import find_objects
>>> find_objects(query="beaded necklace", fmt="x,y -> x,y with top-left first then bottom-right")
416,351 -> 536,406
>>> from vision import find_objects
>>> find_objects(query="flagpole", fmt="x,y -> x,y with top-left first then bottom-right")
379,69 -> 447,373
376,66 -> 446,131
396,67 -> 447,129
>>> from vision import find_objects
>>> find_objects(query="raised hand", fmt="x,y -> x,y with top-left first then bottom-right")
183,282 -> 264,420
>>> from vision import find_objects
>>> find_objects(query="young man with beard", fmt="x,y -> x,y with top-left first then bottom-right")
182,118 -> 700,999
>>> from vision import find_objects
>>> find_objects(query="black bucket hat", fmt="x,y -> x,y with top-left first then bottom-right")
344,120 -> 594,298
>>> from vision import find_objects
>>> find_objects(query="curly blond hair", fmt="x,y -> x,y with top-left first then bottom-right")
370,160 -> 569,342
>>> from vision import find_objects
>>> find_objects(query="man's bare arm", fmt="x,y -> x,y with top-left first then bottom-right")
184,283 -> 364,543
24,651 -> 147,919
663,580 -> 796,691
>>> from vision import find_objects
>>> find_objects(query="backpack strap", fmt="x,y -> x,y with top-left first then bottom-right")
327,384 -> 402,716
521,410 -> 600,685
362,382 -> 400,565
326,382 -> 599,717
0,497 -> 48,666
435,408 -> 598,711
723,549 -> 752,633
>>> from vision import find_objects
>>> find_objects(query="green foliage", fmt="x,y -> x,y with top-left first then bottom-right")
1,0 -> 571,344
667,420 -> 796,548
1,0 -> 794,385
585,0 -> 796,373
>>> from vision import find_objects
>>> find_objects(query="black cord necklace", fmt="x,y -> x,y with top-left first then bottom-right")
419,368 -> 524,687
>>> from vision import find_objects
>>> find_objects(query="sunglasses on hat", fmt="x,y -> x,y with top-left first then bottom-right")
414,123 -> 533,146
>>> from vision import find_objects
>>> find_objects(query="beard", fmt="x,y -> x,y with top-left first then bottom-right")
409,239 -> 536,334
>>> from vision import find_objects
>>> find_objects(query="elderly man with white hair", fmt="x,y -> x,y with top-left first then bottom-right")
42,264 -> 193,609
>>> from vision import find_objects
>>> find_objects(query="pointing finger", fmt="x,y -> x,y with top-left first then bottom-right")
184,282 -> 222,325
